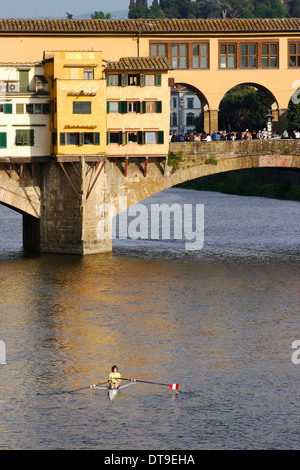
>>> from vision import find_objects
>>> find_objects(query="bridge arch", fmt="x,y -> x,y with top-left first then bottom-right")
218,82 -> 279,112
123,143 -> 300,211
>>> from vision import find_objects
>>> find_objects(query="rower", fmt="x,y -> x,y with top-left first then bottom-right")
108,365 -> 121,389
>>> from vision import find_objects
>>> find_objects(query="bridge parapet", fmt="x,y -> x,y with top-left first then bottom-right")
169,139 -> 300,159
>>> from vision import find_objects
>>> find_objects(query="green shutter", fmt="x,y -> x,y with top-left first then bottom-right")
107,101 -> 110,114
136,101 -> 141,113
156,101 -> 162,113
94,132 -> 100,145
60,132 -> 66,145
16,103 -> 24,114
4,103 -> 12,114
157,131 -> 164,144
42,103 -> 50,114
121,74 -> 128,87
107,131 -> 110,145
156,74 -> 162,86
106,74 -> 109,86
120,101 -> 127,114
0,133 -> 7,148
16,130 -> 22,145
29,129 -> 34,146
19,71 -> 29,93
119,131 -> 123,144
142,101 -> 146,114
137,131 -> 145,145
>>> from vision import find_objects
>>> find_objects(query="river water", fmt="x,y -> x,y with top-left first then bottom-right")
0,188 -> 299,450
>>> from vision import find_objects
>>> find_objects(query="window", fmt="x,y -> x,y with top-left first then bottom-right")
128,74 -> 140,86
192,44 -> 208,69
107,101 -> 119,113
107,74 -> 120,86
127,132 -> 138,143
73,101 -> 91,114
145,131 -> 157,144
186,113 -> 195,126
150,44 -> 167,57
128,101 -> 140,113
187,98 -> 194,109
67,132 -> 80,145
84,69 -> 94,80
23,103 -> 49,114
16,103 -> 24,114
60,132 -> 100,146
0,132 -> 7,148
19,70 -> 29,93
142,101 -> 162,113
108,131 -> 123,144
262,43 -> 278,67
16,129 -> 34,146
241,44 -> 256,68
171,112 -> 177,126
172,44 -> 187,69
289,43 -> 300,67
172,98 -> 177,108
0,103 -> 12,114
220,44 -> 235,68
145,74 -> 155,86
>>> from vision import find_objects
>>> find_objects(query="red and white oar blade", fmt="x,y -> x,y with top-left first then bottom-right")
169,383 -> 179,390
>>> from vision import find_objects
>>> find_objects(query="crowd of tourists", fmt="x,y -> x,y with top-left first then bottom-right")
169,128 -> 300,143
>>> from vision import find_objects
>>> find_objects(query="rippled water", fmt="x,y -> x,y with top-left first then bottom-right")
0,189 -> 299,450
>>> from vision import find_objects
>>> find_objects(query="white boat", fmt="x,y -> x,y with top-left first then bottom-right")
93,382 -> 135,400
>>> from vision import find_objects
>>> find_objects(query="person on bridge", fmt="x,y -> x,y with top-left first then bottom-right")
108,365 -> 121,389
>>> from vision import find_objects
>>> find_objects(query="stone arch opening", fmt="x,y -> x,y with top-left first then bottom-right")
218,83 -> 279,134
170,82 -> 210,137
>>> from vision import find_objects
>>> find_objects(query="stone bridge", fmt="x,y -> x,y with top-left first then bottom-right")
0,139 -> 299,254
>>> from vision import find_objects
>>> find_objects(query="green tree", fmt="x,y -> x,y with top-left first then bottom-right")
147,4 -> 166,18
218,85 -> 270,131
91,11 -> 111,19
287,91 -> 300,132
252,0 -> 288,18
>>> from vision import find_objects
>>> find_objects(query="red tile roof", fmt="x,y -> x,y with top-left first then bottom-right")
0,18 -> 299,34
105,56 -> 172,71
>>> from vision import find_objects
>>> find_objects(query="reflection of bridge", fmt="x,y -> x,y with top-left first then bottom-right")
0,18 -> 299,133
0,139 -> 299,254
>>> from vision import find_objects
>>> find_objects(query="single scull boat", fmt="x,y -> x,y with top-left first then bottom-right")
93,382 -> 136,401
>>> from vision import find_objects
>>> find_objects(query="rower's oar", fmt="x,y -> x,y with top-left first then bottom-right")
121,377 -> 179,390
38,381 -> 108,395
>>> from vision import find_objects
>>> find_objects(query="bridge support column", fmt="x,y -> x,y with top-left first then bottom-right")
23,159 -> 113,255
277,108 -> 288,133
209,109 -> 219,134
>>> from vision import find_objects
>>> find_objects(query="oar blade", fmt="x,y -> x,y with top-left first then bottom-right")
169,384 -> 179,390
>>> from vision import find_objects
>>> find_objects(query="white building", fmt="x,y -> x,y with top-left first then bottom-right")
170,84 -> 202,136
0,62 -> 50,159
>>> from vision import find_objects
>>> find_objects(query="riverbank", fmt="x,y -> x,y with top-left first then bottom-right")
178,168 -> 300,201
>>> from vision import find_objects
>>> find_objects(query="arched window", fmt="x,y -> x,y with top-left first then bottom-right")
172,112 -> 177,126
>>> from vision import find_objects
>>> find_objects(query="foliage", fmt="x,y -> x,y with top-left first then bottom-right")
128,0 -> 297,19
91,11 -> 111,19
168,151 -> 183,173
287,91 -> 300,133
218,85 -> 270,131
205,157 -> 218,165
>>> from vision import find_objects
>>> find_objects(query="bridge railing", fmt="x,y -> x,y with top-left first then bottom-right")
169,139 -> 300,157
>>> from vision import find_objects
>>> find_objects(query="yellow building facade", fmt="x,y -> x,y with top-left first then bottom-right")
43,50 -> 107,158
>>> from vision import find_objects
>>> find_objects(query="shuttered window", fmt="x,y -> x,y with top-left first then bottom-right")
73,101 -> 92,114
0,132 -> 7,148
19,71 -> 29,93
15,129 -> 34,146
